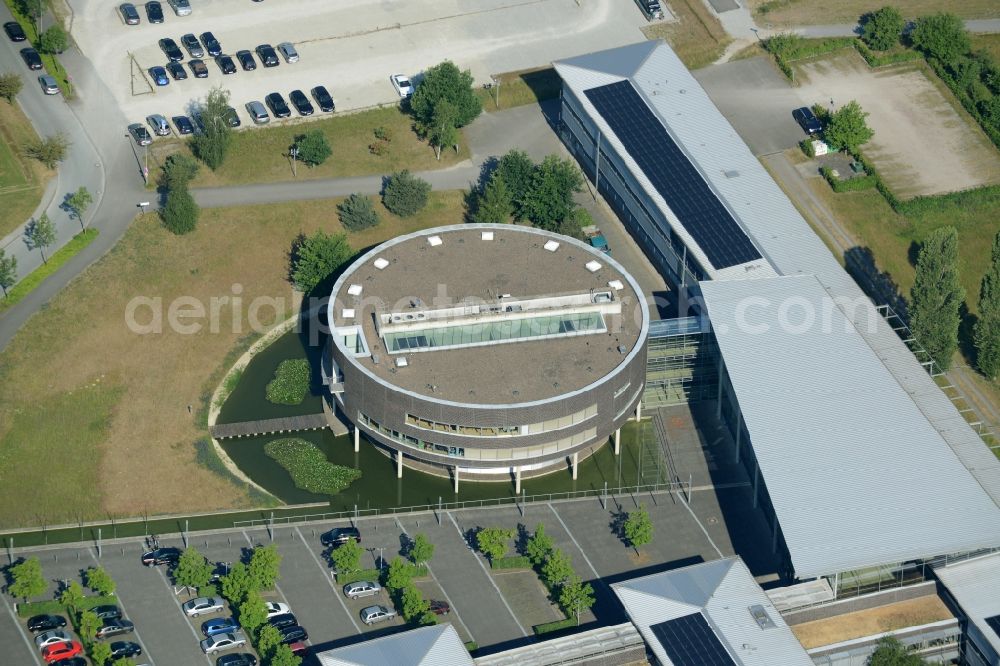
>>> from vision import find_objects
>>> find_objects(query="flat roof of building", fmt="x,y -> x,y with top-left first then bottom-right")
935,553 -> 1000,658
329,224 -> 647,405
701,275 -> 1000,579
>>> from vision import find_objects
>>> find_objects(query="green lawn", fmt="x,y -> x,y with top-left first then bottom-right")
473,67 -> 561,111
0,98 -> 52,238
0,229 -> 99,313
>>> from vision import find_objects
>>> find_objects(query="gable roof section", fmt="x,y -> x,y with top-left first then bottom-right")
316,624 -> 472,666
935,554 -> 1000,658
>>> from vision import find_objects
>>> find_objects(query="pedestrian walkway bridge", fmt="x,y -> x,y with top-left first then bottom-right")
210,413 -> 333,439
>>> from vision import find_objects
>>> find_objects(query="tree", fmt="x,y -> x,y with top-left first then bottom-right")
161,186 -> 199,235
624,505 -> 654,550
558,575 -> 595,624
192,87 -> 232,169
256,624 -> 283,660
89,641 -> 113,666
15,0 -> 42,21
0,73 -> 22,102
556,207 -> 591,241
0,249 -> 17,298
495,149 -> 535,220
429,99 -> 459,160
162,154 -> 199,190
867,635 -> 925,666
526,523 -> 554,566
295,130 -> 331,167
221,562 -> 254,605
382,170 -> 431,218
237,590 -> 269,636
476,527 -> 514,562
78,609 -> 102,641
400,583 -> 430,622
409,533 -> 434,566
39,25 -> 68,54
823,101 -> 874,153
861,7 -> 905,51
24,212 -> 56,263
330,537 -> 362,576
409,60 -> 481,134
174,547 -> 214,591
385,556 -> 414,591
975,231 -> 1000,379
910,226 -> 964,371
337,193 -> 380,231
290,231 -> 352,293
270,644 -> 302,666
523,155 -> 584,231
8,557 -> 45,601
23,133 -> 69,168
911,13 -> 970,65
59,581 -> 85,611
85,566 -> 116,596
541,549 -> 573,588
111,659 -> 137,666
66,186 -> 92,228
474,175 -> 513,224
248,544 -> 282,590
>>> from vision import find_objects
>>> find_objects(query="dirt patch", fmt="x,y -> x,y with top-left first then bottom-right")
795,51 -> 1000,198
643,0 -> 733,70
791,595 -> 953,649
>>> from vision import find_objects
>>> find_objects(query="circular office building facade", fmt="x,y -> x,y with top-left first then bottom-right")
325,224 -> 648,484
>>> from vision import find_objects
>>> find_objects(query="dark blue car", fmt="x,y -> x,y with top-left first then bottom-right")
149,66 -> 169,86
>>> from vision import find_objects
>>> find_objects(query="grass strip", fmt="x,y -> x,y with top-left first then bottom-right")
2,1 -> 73,96
533,616 -> 578,635
0,228 -> 98,313
334,568 -> 381,586
16,595 -> 117,617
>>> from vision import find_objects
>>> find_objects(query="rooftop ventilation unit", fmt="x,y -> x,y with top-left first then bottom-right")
342,308 -> 356,319
373,258 -> 389,270
748,605 -> 776,630
395,357 -> 408,368
427,235 -> 443,247
543,240 -> 560,252
585,260 -> 602,273
481,231 -> 494,241
608,280 -> 624,290
347,284 -> 363,296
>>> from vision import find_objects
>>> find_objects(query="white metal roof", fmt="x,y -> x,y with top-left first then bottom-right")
612,557 -> 812,666
701,275 -> 1000,578
935,553 -> 1000,658
473,622 -> 642,666
316,623 -> 473,666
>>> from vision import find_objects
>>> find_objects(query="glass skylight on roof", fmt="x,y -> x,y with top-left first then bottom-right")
373,258 -> 389,269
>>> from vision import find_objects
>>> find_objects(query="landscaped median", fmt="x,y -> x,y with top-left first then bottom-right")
0,228 -> 98,313
2,1 -> 73,96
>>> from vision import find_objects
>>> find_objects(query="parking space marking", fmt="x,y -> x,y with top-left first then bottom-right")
293,527 -> 362,635
0,592 -> 42,665
240,531 -> 303,645
675,493 -> 724,559
153,567 -> 214,666
86,551 -> 157,666
545,503 -> 601,580
446,512 -> 528,637
392,517 -> 474,643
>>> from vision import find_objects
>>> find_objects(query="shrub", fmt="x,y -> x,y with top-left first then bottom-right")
264,438 -> 362,495
265,358 -> 311,405
39,25 -> 67,54
22,133 -> 69,168
382,170 -> 431,217
161,186 -> 199,235
861,6 -> 904,51
533,617 -> 578,635
911,13 -> 970,65
373,126 -> 393,142
854,41 -> 922,68
799,138 -> 816,158
290,231 -> 352,293
295,130 -> 331,167
0,72 -> 22,102
162,154 -> 200,189
819,166 -> 878,192
337,193 -> 380,230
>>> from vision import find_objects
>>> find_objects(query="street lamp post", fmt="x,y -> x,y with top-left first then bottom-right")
290,145 -> 299,177
491,75 -> 500,109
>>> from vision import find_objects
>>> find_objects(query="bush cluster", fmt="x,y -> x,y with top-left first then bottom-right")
265,358 -> 311,405
337,193 -> 380,231
264,438 -> 362,495
383,549 -> 436,626
382,170 -> 431,217
763,34 -> 854,79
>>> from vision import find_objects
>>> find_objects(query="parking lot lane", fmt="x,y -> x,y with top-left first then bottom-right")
283,527 -> 362,640
1,592 -> 42,666
153,568 -> 216,666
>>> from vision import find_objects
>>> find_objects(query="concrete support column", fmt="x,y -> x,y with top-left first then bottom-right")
353,427 -> 360,453
453,466 -> 459,493
772,522 -> 779,554
752,463 -> 760,509
614,428 -> 621,455
572,452 -> 579,480
396,450 -> 403,479
634,401 -> 642,422
515,467 -> 522,494
716,360 -> 726,420
733,415 -> 742,464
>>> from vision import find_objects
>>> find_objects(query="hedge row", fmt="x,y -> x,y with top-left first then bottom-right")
764,35 -> 855,80
335,568 -> 382,586
819,166 -> 878,192
265,438 -> 362,495
490,556 -> 532,570
927,57 -> 1000,153
17,595 -> 117,617
533,617 -> 579,635
853,41 -> 922,68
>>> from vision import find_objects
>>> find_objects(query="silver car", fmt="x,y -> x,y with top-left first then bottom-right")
344,581 -> 381,599
277,42 -> 298,63
169,0 -> 191,16
245,101 -> 269,125
146,114 -> 170,136
38,75 -> 59,95
35,629 -> 71,648
183,596 -> 223,617
200,630 -> 246,654
360,605 -> 396,625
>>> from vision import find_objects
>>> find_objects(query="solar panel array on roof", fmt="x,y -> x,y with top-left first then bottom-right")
649,613 -> 736,666
583,80 -> 761,270
986,615 -> 1000,639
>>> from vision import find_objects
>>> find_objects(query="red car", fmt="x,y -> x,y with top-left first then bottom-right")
288,641 -> 308,657
42,640 -> 83,663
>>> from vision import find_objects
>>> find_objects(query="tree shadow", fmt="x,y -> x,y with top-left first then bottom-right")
959,302 -> 978,366
514,523 -> 529,556
844,245 -> 909,320
608,507 -> 628,547
398,533 -> 412,560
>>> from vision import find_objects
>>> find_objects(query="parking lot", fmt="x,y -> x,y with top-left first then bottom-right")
68,0 -> 647,129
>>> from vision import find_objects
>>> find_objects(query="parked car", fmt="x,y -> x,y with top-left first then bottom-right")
267,613 -> 297,630
27,615 -> 67,632
159,38 -> 183,62
277,42 -> 298,63
20,48 -> 42,70
288,642 -> 308,657
255,43 -> 278,67
289,89 -> 313,116
35,630 -> 72,648
311,85 -> 335,112
429,600 -> 451,615
360,605 -> 396,625
202,617 -> 240,637
224,106 -> 241,127
264,602 -> 290,618
42,641 -> 83,663
277,625 -> 307,644
793,106 -> 823,135
109,641 -> 142,659
390,74 -> 412,98
216,54 -> 236,74
145,1 -> 164,24
201,631 -> 247,655
56,659 -> 88,666
173,115 -> 194,135
634,0 -> 663,21
183,597 -> 224,617
216,654 -> 257,666
235,50 -> 256,71
4,20 -> 26,41
147,114 -> 170,136
343,581 -> 380,599
181,33 -> 204,58
149,66 -> 169,86
169,0 -> 191,16
96,618 -> 135,639
189,59 -> 208,78
128,123 -> 153,146
166,61 -> 187,80
119,3 -> 140,25
142,547 -> 181,566
245,100 -> 269,124
265,92 -> 290,118
201,31 -> 222,56
322,526 -> 361,547
39,74 -> 60,94
92,605 -> 122,620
